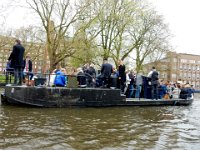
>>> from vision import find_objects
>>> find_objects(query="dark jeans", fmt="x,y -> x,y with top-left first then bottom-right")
14,67 -> 23,85
102,77 -> 111,88
151,84 -> 158,99
119,79 -> 126,93
23,72 -> 34,80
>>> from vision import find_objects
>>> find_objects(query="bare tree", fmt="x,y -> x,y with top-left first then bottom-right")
78,0 -> 172,69
13,26 -> 45,61
128,7 -> 172,72
26,0 -> 90,71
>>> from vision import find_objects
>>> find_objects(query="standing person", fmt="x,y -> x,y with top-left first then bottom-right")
118,59 -> 126,93
101,58 -> 113,88
8,39 -> 25,85
128,70 -> 135,98
23,56 -> 34,81
135,71 -> 143,98
124,70 -> 131,96
148,66 -> 159,100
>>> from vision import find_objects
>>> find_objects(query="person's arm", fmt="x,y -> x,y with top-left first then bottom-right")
8,46 -> 16,61
22,60 -> 25,70
126,73 -> 131,82
147,71 -> 153,78
101,64 -> 104,74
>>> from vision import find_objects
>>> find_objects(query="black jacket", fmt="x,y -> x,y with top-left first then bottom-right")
77,72 -> 86,85
23,59 -> 33,72
8,44 -> 25,68
101,63 -> 113,78
118,64 -> 126,82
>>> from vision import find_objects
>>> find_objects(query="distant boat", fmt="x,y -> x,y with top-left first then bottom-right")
1,85 -> 193,107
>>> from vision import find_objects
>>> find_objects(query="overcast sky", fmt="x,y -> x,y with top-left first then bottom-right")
148,0 -> 200,55
1,0 -> 200,55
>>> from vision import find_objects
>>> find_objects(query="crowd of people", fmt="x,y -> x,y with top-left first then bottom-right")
6,39 -> 194,100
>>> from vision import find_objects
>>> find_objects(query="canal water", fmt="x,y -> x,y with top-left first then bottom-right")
0,94 -> 200,150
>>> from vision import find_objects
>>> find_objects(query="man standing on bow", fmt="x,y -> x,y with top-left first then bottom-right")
148,66 -> 159,100
8,39 -> 25,85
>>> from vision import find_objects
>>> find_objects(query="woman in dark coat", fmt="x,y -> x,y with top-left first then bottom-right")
118,59 -> 126,94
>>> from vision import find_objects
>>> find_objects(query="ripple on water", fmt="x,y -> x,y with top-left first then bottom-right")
1,98 -> 200,149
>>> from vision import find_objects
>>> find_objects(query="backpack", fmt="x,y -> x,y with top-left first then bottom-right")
151,71 -> 158,81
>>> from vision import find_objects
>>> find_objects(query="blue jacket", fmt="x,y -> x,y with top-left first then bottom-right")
54,71 -> 66,87
159,84 -> 167,98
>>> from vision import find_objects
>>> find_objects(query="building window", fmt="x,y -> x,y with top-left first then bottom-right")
181,59 -> 187,63
184,65 -> 187,70
174,58 -> 177,62
188,65 -> 191,70
188,73 -> 191,78
197,74 -> 200,79
192,73 -> 196,80
184,73 -> 187,78
193,66 -> 196,70
172,74 -> 176,78
197,66 -> 200,71
189,60 -> 195,63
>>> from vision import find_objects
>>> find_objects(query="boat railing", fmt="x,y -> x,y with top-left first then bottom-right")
0,71 -> 96,88
0,71 -> 194,100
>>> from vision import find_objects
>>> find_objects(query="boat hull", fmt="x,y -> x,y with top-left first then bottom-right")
1,86 -> 193,107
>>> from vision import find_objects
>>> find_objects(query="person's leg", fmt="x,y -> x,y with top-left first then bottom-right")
120,80 -> 125,93
29,72 -> 33,80
155,84 -> 158,99
135,85 -> 141,98
151,84 -> 155,99
107,77 -> 111,88
18,67 -> 23,85
14,68 -> 19,84
129,85 -> 134,98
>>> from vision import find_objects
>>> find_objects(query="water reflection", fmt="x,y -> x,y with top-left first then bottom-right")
1,97 -> 200,149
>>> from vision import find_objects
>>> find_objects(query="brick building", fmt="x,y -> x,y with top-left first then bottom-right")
143,52 -> 200,88
0,36 -> 49,74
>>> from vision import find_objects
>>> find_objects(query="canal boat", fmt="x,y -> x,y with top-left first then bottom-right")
1,85 -> 193,107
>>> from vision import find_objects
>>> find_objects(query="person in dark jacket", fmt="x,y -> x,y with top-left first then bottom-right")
23,56 -> 34,80
101,58 -> 113,88
148,66 -> 159,100
8,39 -> 25,85
118,59 -> 126,93
77,68 -> 87,88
